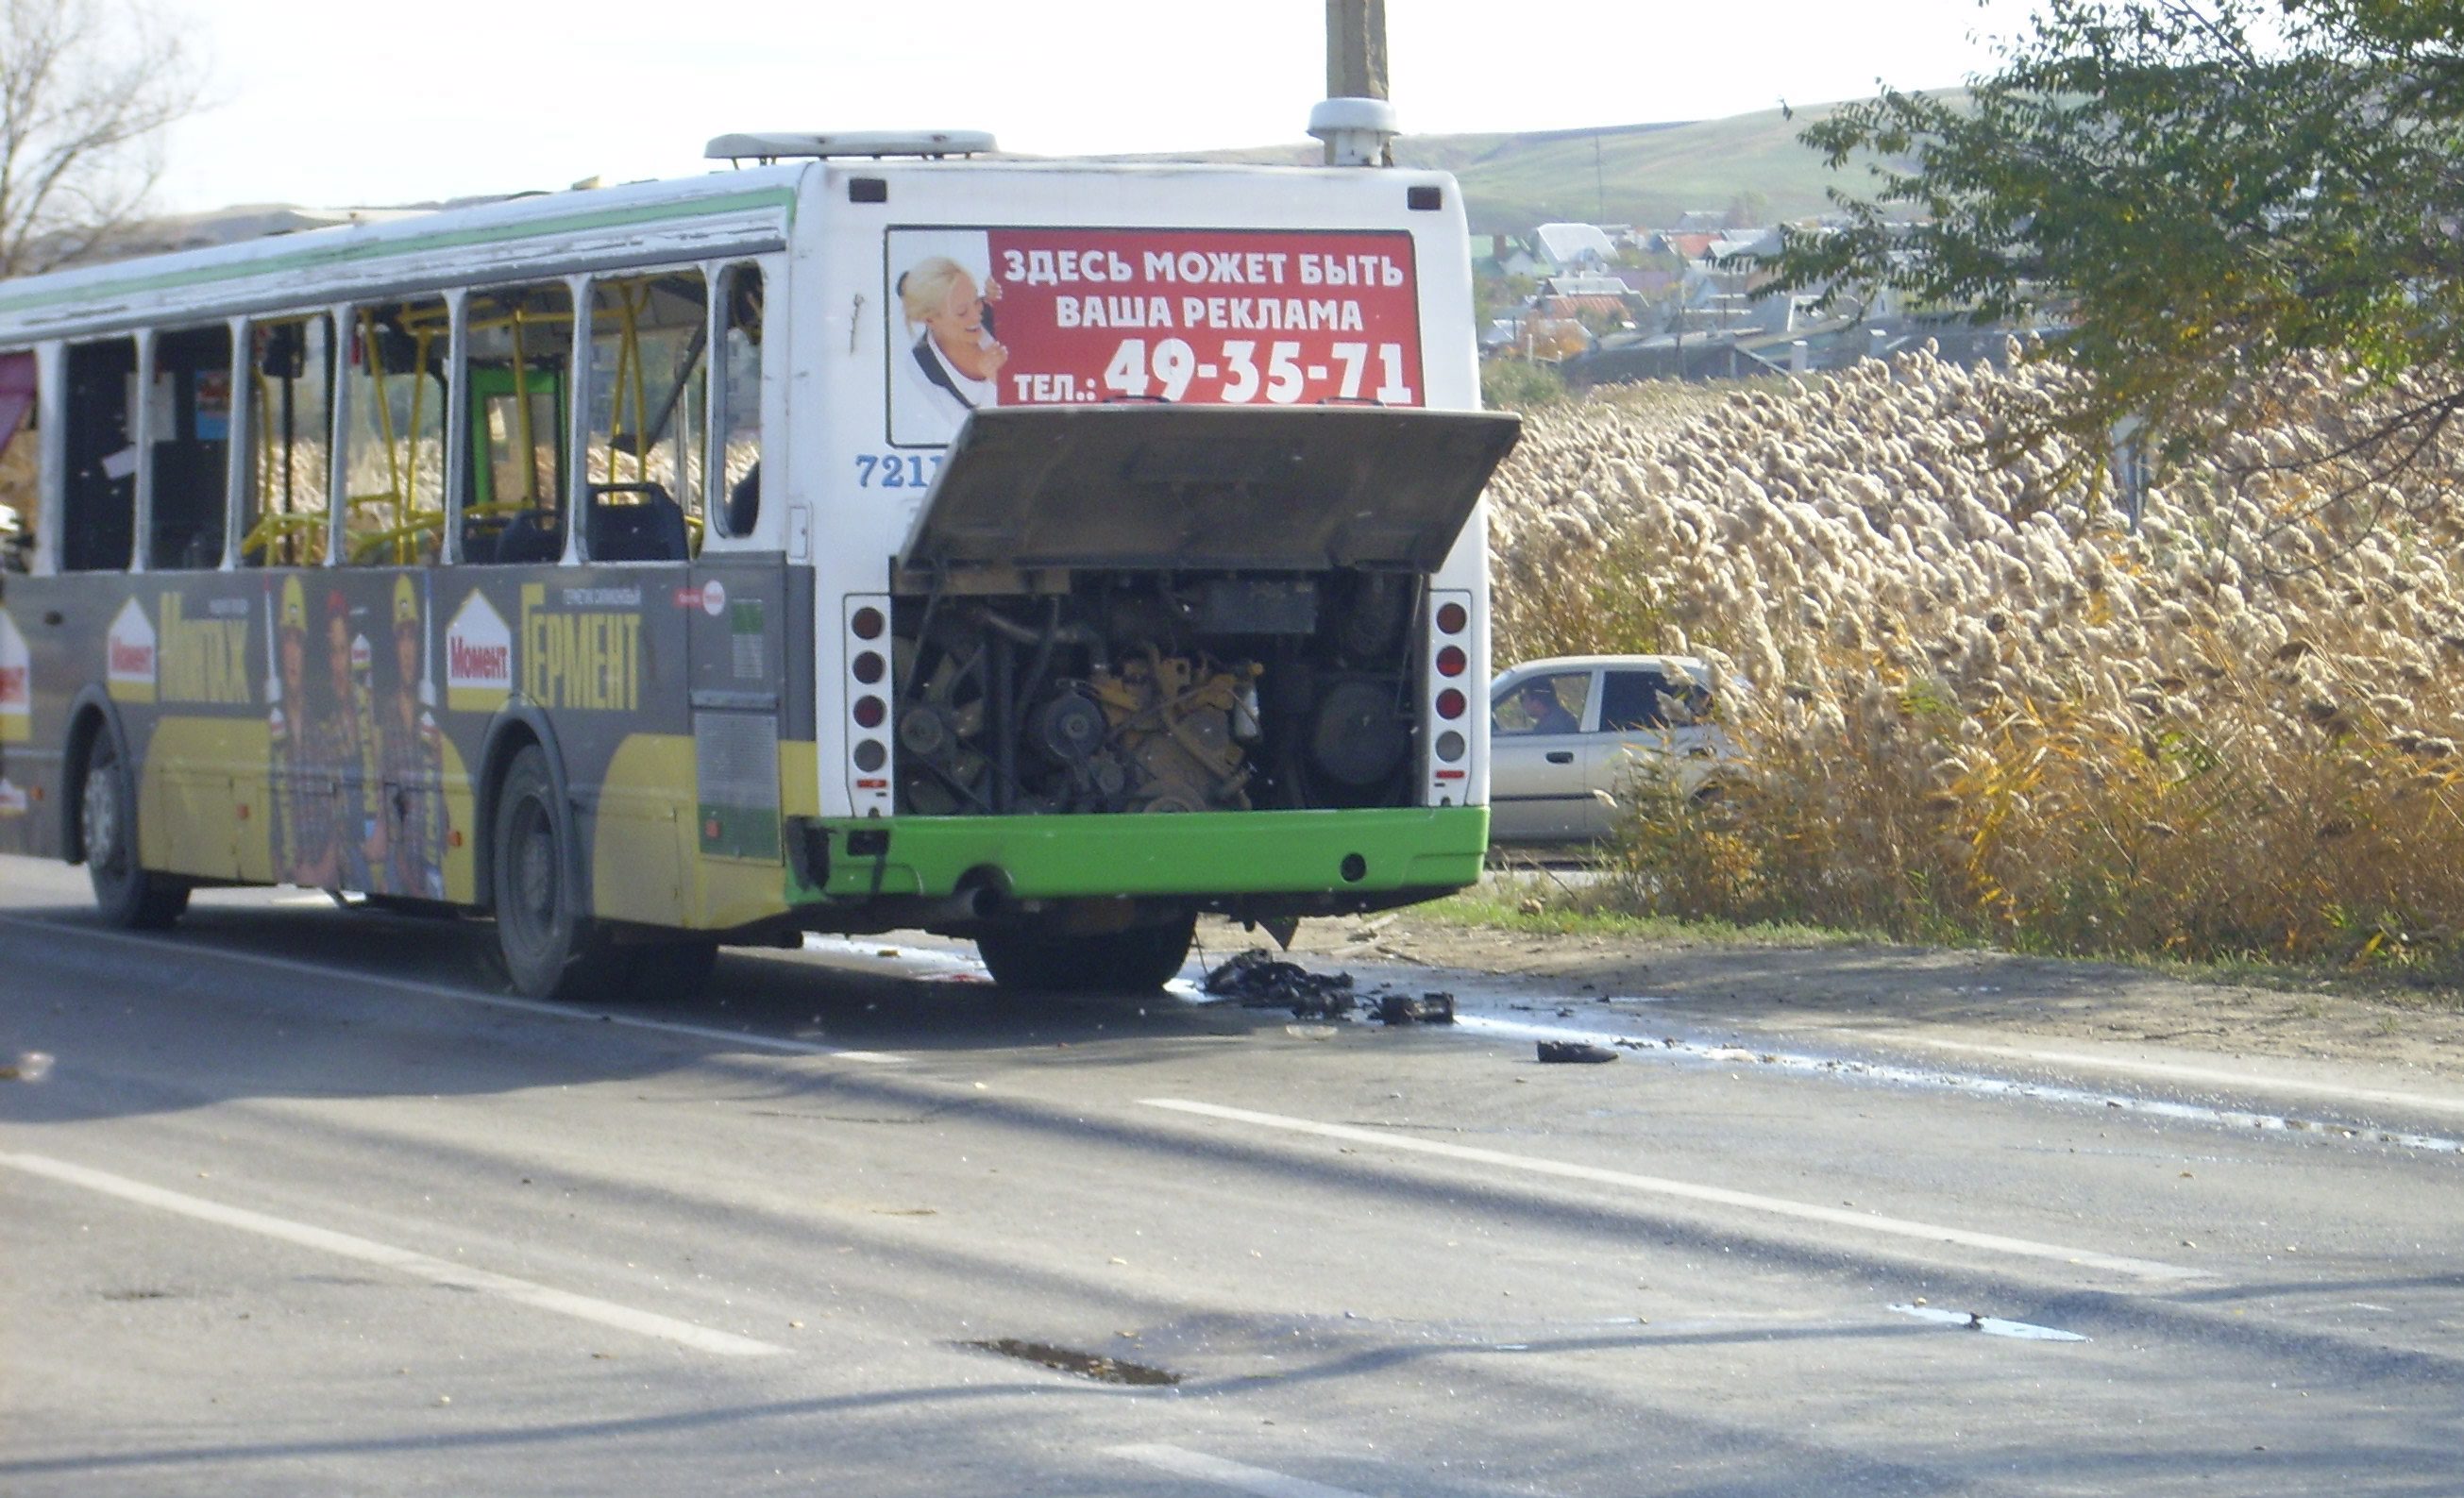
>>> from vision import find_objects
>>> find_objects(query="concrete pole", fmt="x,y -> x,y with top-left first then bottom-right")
1325,0 -> 1391,163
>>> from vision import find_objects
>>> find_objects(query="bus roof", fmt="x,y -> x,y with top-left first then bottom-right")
0,163 -> 807,343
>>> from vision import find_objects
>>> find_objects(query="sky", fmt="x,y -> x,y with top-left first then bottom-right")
155,0 -> 2031,212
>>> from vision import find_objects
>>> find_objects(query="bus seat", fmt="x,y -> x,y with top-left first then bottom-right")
459,516 -> 501,564
586,482 -> 688,562
150,438 -> 228,567
496,509 -> 565,564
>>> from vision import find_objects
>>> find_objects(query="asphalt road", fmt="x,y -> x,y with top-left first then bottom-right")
3,853 -> 2458,1496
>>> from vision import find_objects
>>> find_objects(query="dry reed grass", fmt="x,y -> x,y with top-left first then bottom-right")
1488,346 -> 2464,970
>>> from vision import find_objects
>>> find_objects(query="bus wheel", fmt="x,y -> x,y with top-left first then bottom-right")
78,731 -> 189,930
490,745 -> 606,1001
976,910 -> 1196,994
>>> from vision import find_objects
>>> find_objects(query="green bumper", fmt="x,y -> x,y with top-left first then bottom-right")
800,805 -> 1489,901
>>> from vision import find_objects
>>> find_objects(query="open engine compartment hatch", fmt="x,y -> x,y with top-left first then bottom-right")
896,405 -> 1522,574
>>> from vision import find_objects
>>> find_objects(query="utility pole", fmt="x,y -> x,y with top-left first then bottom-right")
1325,0 -> 1391,164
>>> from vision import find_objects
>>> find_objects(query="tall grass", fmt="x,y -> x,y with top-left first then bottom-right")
1488,349 -> 2464,969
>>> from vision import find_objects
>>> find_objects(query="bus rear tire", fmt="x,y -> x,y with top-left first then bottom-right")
78,730 -> 189,930
976,910 -> 1196,994
490,745 -> 609,1001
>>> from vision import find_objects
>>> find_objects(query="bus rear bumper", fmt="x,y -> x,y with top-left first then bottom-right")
789,805 -> 1489,912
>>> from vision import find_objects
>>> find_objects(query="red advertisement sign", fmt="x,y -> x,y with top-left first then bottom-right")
886,227 -> 1423,445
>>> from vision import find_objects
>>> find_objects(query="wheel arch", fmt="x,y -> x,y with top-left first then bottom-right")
471,704 -> 577,914
59,686 -> 130,865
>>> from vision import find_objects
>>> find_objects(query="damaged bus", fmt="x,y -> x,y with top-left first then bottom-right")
0,113 -> 1517,998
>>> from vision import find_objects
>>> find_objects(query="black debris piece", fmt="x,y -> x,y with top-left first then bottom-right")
1375,991 -> 1457,1025
965,1338 -> 1180,1386
1204,948 -> 1357,1018
1536,1039 -> 1620,1065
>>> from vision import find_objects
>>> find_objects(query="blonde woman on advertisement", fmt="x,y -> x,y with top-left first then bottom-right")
896,256 -> 1005,436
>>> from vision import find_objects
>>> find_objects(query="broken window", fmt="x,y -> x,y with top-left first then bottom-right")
461,281 -> 573,565
147,325 -> 236,570
62,338 -> 138,572
580,270 -> 705,562
242,314 -> 334,567
0,350 -> 36,571
339,298 -> 448,565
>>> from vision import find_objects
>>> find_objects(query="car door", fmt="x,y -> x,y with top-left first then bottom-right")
1588,667 -> 1686,832
1488,667 -> 1598,841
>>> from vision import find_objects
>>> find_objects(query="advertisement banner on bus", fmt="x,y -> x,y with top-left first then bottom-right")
885,227 -> 1425,445
0,606 -> 28,744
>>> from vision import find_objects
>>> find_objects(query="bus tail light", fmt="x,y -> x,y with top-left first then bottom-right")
1423,588 -> 1474,806
842,594 -> 895,817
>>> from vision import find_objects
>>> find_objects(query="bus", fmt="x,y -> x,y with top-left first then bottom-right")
0,119 -> 1518,1000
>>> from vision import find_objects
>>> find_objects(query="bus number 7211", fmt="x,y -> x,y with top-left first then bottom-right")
854,453 -> 945,488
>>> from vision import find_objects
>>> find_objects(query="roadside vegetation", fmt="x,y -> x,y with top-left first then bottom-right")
1487,349 -> 2464,983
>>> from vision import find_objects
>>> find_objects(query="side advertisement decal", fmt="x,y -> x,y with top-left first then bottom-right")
0,605 -> 27,746
158,595 -> 250,705
4,564 -> 755,917
265,575 -> 448,897
447,589 -> 512,713
885,227 -> 1425,446
106,597 -> 157,703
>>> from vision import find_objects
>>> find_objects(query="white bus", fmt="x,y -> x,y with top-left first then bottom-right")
0,120 -> 1516,998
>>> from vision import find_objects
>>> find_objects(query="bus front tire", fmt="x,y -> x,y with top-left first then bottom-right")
78,731 -> 189,930
490,745 -> 607,1001
975,910 -> 1196,994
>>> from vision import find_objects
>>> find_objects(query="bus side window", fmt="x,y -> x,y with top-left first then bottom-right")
241,315 -> 333,567
148,325 -> 235,570
461,281 -> 572,565
0,350 -> 35,571
714,264 -> 763,540
339,298 -> 448,566
62,337 -> 137,572
581,270 -> 705,563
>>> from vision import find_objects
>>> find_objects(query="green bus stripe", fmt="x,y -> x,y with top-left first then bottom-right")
0,186 -> 799,318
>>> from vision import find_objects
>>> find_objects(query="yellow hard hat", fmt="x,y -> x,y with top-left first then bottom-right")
280,576 -> 306,632
393,575 -> 418,627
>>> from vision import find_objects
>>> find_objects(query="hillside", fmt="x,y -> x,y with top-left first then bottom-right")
1116,93 -> 1949,235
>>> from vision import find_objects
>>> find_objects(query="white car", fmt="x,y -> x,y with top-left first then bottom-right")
1488,654 -> 1732,843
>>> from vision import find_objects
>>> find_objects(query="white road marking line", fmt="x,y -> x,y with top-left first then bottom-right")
1108,1443 -> 1380,1498
1889,1303 -> 2086,1341
0,914 -> 903,1065
0,1151 -> 786,1356
1139,1098 -> 2206,1283
1453,1015 -> 2464,1154
1884,1035 -> 2464,1119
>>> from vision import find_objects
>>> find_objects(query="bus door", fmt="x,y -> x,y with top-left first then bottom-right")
685,556 -> 790,869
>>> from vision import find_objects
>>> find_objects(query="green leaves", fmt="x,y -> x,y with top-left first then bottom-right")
1767,1 -> 2464,471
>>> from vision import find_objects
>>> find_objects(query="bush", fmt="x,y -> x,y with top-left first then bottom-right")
1488,346 -> 2464,970
1479,359 -> 1569,412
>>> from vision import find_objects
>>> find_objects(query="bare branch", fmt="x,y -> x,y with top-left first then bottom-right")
0,0 -> 204,276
